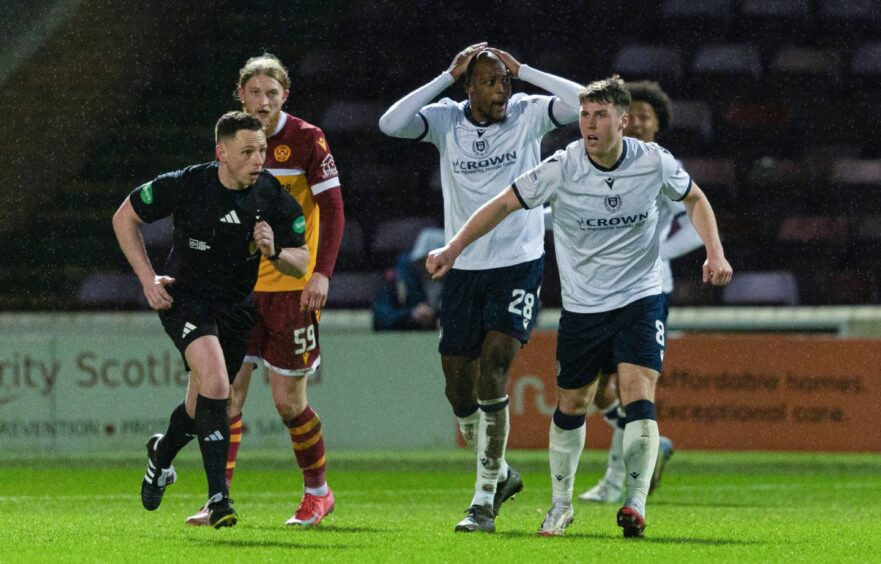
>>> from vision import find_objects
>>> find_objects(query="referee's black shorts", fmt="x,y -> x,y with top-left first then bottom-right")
158,290 -> 256,382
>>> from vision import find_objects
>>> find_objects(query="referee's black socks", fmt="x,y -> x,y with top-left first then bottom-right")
195,394 -> 231,498
156,401 -> 196,468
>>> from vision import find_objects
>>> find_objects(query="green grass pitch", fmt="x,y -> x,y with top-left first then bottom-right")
2,449 -> 880,562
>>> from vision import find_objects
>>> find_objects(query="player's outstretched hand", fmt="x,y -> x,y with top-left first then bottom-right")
426,246 -> 456,280
448,42 -> 488,80
144,275 -> 176,310
703,256 -> 733,286
300,272 -> 329,313
254,221 -> 276,257
488,48 -> 521,78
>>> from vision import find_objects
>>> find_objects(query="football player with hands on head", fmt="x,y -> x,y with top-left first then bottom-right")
427,76 -> 731,539
380,42 -> 584,533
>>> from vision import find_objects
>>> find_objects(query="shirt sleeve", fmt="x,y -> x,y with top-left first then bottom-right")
658,145 -> 692,201
517,94 -> 559,138
419,98 -> 459,147
304,127 -> 341,196
510,151 -> 564,210
378,72 -> 455,140
128,170 -> 183,223
517,64 -> 582,125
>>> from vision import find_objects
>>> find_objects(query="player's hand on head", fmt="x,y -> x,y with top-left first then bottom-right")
300,272 -> 329,313
143,275 -> 175,310
702,256 -> 733,286
488,48 -> 520,78
426,246 -> 454,280
253,220 -> 275,256
448,42 -> 488,80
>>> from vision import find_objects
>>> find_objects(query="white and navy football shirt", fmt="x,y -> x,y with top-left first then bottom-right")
513,137 -> 692,313
419,93 -> 561,270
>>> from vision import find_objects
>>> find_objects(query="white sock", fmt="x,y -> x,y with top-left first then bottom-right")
470,397 -> 509,508
622,418 -> 659,516
458,410 -> 510,482
604,426 -> 626,488
456,410 -> 480,452
548,421 -> 586,504
305,484 -> 329,496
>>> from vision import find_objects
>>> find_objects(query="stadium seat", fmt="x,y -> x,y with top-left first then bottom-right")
325,271 -> 383,308
659,0 -> 733,49
855,215 -> 881,241
769,47 -> 842,94
612,44 -> 684,87
851,42 -> 881,93
777,215 -> 848,244
664,100 -> 713,150
78,272 -> 147,308
805,270 -> 875,304
746,157 -> 814,190
829,158 -> 881,212
691,44 -> 763,99
818,0 -> 881,46
721,271 -> 799,305
678,157 -> 737,203
738,0 -> 812,46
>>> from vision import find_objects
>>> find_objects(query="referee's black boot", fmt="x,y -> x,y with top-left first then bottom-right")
140,434 -> 177,511
207,493 -> 238,529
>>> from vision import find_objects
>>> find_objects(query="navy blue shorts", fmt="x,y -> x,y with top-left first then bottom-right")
557,293 -> 668,390
158,291 -> 255,383
439,256 -> 544,358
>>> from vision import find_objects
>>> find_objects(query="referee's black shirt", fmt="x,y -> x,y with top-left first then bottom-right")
129,162 -> 306,302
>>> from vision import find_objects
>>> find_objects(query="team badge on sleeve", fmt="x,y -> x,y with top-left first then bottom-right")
139,182 -> 154,204
293,216 -> 306,234
320,154 -> 338,177
317,137 -> 328,152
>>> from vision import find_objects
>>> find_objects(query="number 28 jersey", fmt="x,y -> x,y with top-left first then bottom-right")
419,93 -> 562,270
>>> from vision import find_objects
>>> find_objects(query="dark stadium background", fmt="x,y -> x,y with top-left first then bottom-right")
2,0 -> 879,311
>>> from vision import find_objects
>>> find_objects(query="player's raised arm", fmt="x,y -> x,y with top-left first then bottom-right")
489,47 -> 583,124
680,181 -> 733,286
378,42 -> 487,138
426,186 -> 523,279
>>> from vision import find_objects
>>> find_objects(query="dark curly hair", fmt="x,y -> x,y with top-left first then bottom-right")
626,80 -> 673,134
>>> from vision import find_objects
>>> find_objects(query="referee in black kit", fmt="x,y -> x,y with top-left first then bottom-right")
112,111 -> 309,528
